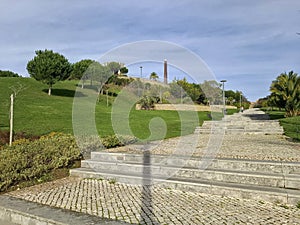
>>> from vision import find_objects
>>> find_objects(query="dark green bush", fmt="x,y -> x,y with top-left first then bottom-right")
138,95 -> 156,110
0,132 -> 136,192
101,135 -> 137,148
75,134 -> 137,155
0,132 -> 81,192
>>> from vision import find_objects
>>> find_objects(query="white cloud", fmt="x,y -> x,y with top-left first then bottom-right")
0,0 -> 300,101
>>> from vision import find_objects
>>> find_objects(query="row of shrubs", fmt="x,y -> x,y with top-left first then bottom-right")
0,132 -> 137,192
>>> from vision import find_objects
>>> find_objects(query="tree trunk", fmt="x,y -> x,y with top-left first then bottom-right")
9,94 -> 14,146
81,80 -> 85,89
48,85 -> 52,96
106,90 -> 109,107
97,88 -> 101,102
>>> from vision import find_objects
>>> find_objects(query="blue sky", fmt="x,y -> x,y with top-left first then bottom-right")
1,0 -> 300,101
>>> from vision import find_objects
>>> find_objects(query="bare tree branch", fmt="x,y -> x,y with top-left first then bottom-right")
9,82 -> 27,97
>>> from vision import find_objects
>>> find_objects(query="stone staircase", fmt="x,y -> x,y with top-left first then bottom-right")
71,152 -> 300,204
194,108 -> 284,135
70,109 -> 299,204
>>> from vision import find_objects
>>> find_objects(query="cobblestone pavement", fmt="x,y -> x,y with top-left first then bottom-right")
7,177 -> 300,225
107,109 -> 300,162
107,133 -> 300,162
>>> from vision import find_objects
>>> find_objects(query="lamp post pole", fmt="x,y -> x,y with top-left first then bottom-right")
220,80 -> 227,116
240,92 -> 242,112
140,66 -> 143,78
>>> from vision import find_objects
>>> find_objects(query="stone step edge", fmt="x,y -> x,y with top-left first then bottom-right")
194,127 -> 284,130
194,129 -> 284,132
0,195 -> 127,225
81,160 -> 300,179
70,168 -> 300,205
79,162 -> 300,190
91,152 -> 300,166
194,131 -> 284,134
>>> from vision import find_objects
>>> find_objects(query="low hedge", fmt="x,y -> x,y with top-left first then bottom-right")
0,133 -> 81,192
0,132 -> 137,192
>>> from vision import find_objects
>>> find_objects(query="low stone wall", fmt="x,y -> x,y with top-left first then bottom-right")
136,104 -> 237,111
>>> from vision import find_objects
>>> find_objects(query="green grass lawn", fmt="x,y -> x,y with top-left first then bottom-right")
0,77 -> 76,135
1,77 -> 226,140
0,77 -> 239,191
262,108 -> 300,141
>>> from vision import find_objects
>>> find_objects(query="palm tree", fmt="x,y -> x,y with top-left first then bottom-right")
149,72 -> 159,81
270,71 -> 300,117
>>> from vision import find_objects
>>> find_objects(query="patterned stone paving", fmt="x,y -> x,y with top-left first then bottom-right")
7,177 -> 300,225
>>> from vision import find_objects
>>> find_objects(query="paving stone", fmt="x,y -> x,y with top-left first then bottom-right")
106,109 -> 300,162
6,178 -> 300,224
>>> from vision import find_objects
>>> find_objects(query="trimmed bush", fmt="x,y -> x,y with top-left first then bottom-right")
138,95 -> 156,110
0,132 -> 81,192
75,134 -> 137,157
101,135 -> 137,148
0,132 -> 136,192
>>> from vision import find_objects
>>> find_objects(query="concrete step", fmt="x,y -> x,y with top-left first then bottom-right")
201,121 -> 282,126
78,160 -> 300,189
195,126 -> 283,131
70,167 -> 300,205
89,152 -> 300,175
200,121 -> 282,128
194,123 -> 284,134
194,129 -> 284,135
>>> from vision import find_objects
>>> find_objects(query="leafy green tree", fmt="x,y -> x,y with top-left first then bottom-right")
149,72 -> 159,81
163,91 -> 171,102
27,50 -> 71,95
226,96 -> 235,105
70,59 -> 94,79
177,78 -> 209,103
85,62 -> 111,96
119,67 -> 128,75
106,62 -> 122,74
169,81 -> 185,100
200,80 -> 222,105
267,94 -> 281,110
270,71 -> 300,117
225,90 -> 236,102
144,82 -> 151,90
197,93 -> 208,105
70,59 -> 94,88
0,70 -> 20,77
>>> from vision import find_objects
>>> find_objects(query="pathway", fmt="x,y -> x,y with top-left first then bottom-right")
5,109 -> 300,224
6,177 -> 300,224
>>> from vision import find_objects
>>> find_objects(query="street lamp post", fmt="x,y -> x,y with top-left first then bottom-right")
239,92 -> 242,112
220,80 -> 227,115
140,66 -> 143,78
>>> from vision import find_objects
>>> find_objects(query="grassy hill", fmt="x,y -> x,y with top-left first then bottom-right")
0,77 -> 76,135
0,77 -> 215,140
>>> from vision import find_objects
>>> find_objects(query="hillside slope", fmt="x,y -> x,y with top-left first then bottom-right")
0,77 -> 78,135
0,77 -> 210,139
